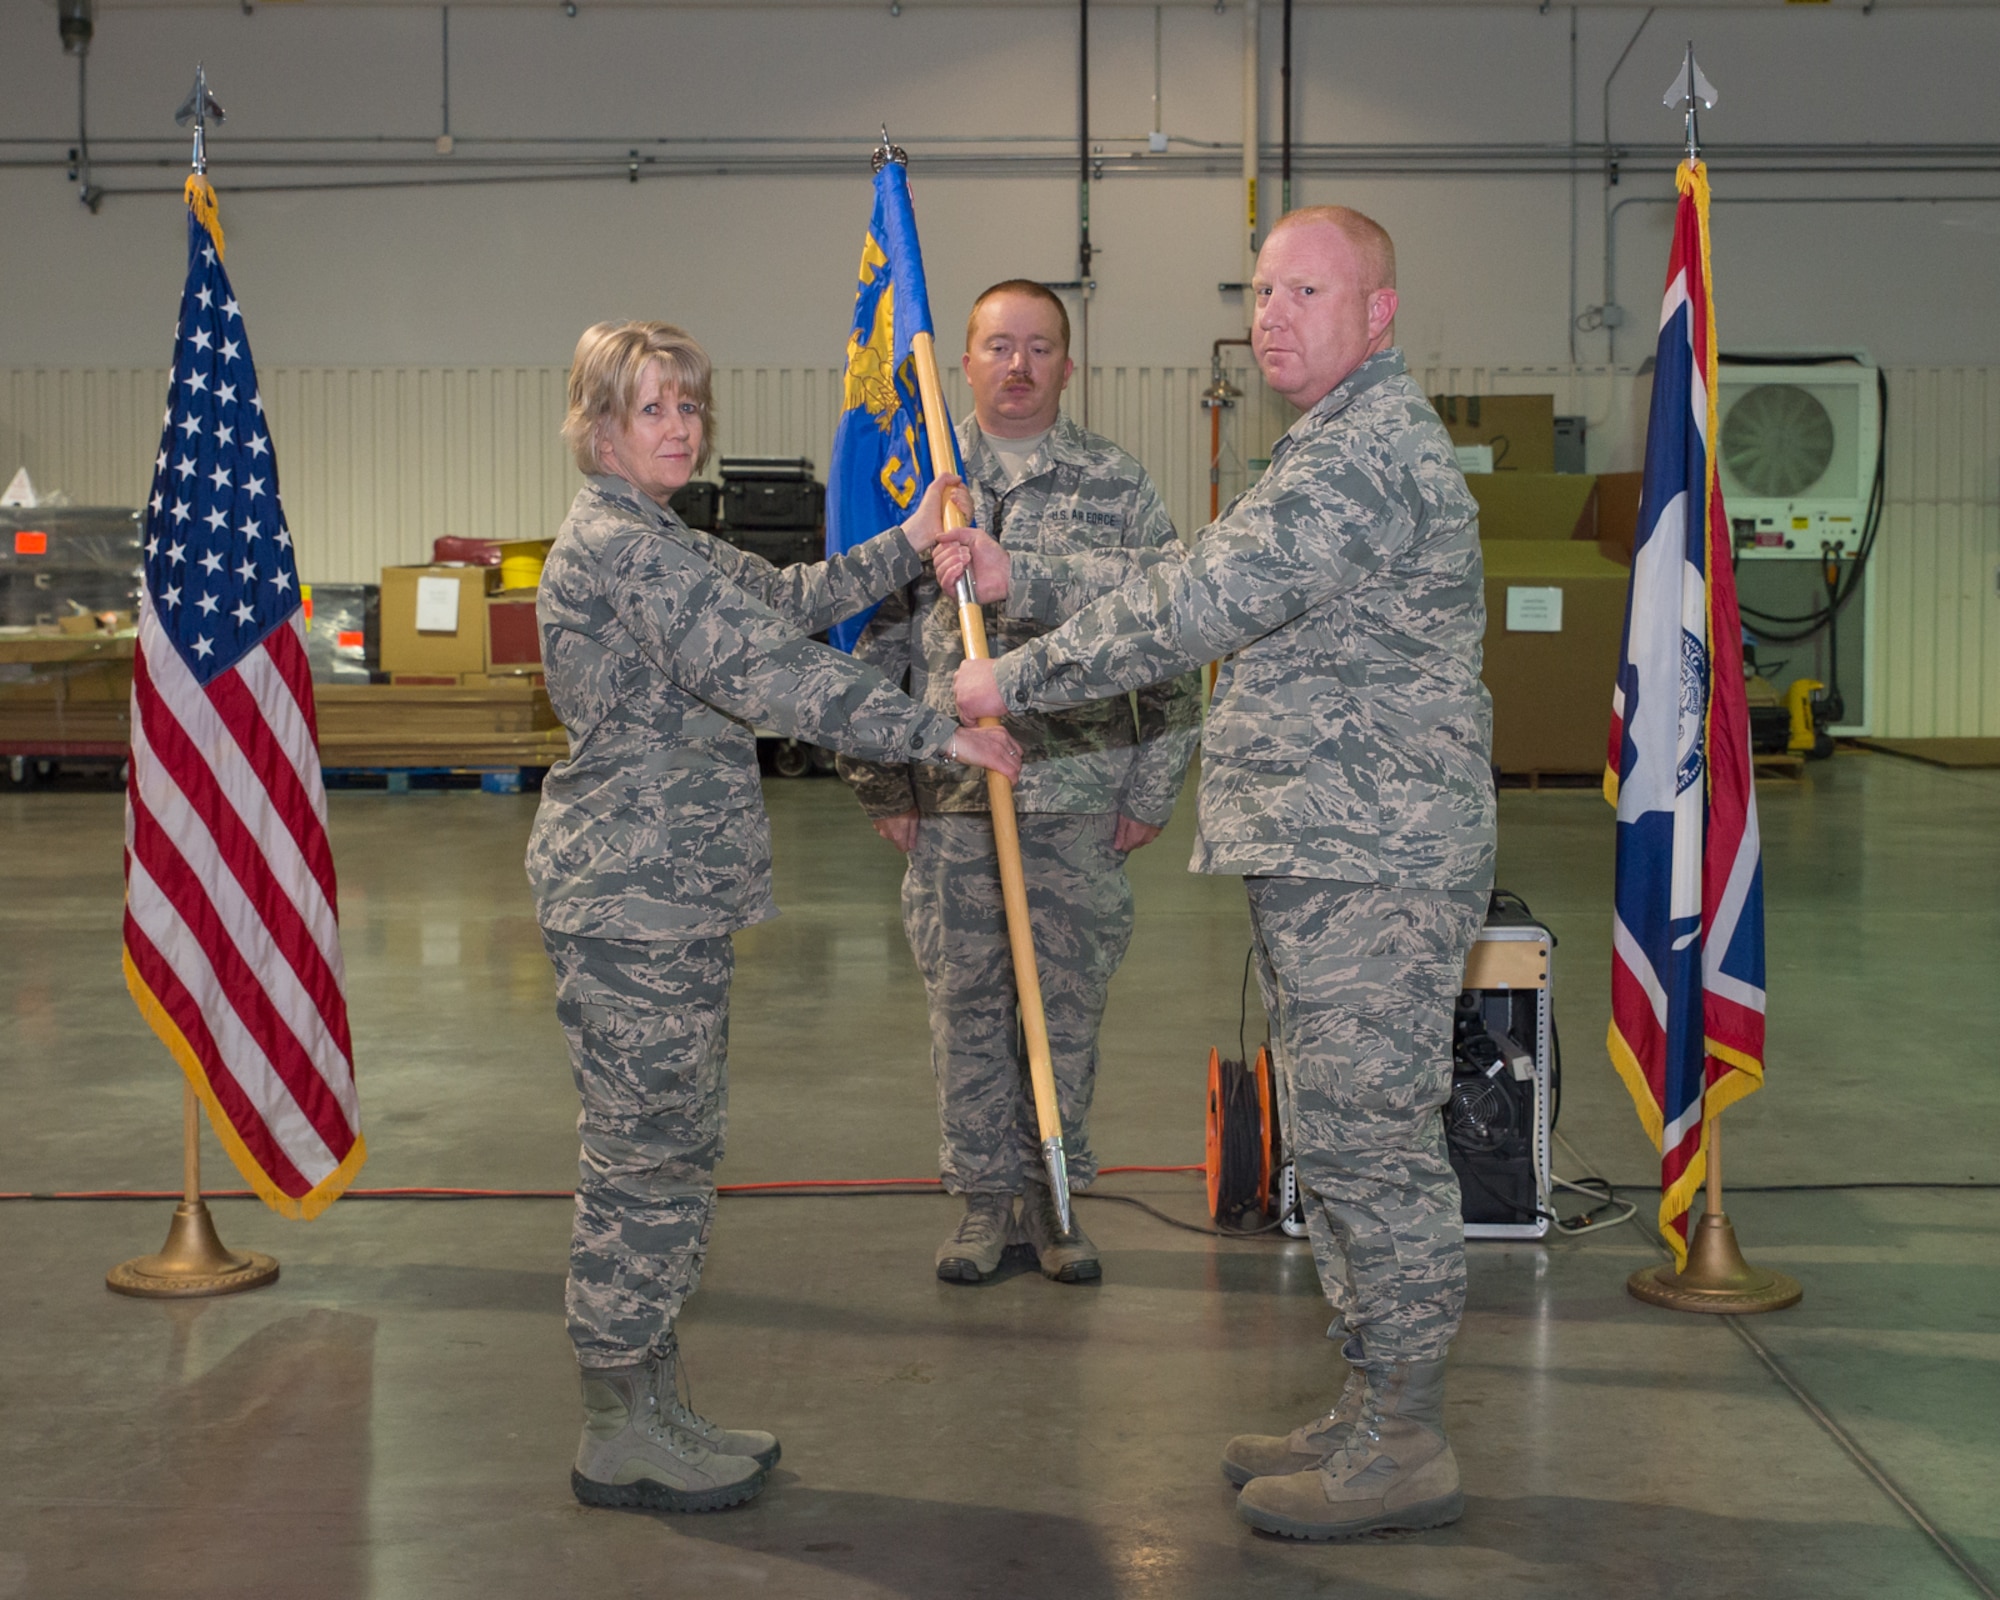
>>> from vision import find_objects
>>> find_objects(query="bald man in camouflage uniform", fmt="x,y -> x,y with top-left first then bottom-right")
840,281 -> 1201,1286
957,211 -> 1496,1540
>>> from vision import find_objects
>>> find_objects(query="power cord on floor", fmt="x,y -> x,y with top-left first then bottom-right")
4,1164 -> 1991,1239
1548,1173 -> 1638,1236
1078,1190 -> 1290,1239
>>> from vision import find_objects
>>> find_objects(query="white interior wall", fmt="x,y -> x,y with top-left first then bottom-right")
3,2 -> 1998,733
7,4 -> 2000,371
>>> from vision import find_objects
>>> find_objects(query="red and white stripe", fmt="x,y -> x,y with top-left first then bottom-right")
123,595 -> 362,1213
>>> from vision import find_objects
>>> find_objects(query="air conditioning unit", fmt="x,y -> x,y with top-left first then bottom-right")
1716,361 -> 1880,560
1716,359 -> 1883,736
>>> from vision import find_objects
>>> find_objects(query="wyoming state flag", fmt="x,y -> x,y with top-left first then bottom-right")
826,158 -> 959,651
1604,160 -> 1767,1268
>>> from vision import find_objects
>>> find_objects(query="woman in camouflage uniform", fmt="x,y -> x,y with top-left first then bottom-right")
528,321 -> 1020,1514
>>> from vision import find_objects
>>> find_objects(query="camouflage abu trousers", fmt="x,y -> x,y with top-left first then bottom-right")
541,928 -> 732,1369
901,812 -> 1134,1194
1247,877 -> 1487,1365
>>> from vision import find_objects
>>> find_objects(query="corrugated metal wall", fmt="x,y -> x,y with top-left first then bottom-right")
1877,368 -> 2000,738
5,362 -> 1997,736
0,360 -> 1284,578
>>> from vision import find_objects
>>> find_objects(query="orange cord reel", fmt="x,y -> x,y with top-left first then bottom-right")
1205,1044 -> 1278,1225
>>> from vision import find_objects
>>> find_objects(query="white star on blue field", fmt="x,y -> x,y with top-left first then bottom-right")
142,215 -> 297,685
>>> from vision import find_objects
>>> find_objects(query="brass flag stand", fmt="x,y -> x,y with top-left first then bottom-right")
1627,1115 -> 1799,1314
107,1084 -> 279,1299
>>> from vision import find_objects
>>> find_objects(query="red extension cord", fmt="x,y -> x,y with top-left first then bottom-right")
0,1163 -> 1204,1202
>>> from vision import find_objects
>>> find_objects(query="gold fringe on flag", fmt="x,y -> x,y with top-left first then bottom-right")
123,950 -> 367,1221
183,173 -> 225,260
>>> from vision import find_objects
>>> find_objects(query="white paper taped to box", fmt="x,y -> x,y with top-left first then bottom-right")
415,575 -> 462,633
1504,586 -> 1563,633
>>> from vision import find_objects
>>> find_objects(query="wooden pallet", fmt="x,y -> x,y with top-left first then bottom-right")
1752,751 -> 1808,782
1495,770 -> 1602,792
320,765 -> 547,794
312,681 -> 567,769
0,637 -> 133,750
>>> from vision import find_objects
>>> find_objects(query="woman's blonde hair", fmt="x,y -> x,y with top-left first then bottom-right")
562,320 -> 714,477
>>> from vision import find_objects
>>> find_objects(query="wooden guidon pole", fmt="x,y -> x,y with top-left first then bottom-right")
907,328 -> 1075,1236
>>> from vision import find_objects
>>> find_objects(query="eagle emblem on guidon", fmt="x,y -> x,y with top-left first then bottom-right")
843,303 -> 899,423
844,236 -> 901,423
842,235 -> 924,510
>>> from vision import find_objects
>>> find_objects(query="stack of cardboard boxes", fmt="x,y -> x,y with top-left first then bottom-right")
377,554 -> 546,688
308,546 -> 566,770
1436,395 -> 1643,778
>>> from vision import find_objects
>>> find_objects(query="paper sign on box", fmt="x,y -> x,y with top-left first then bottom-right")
1505,586 -> 1564,632
415,575 -> 462,633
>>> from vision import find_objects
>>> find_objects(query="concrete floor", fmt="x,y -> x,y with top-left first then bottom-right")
2,749 -> 1996,1599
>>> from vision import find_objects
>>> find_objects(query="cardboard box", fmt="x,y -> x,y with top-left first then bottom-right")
486,594 -> 543,675
1432,394 -> 1555,473
1481,541 -> 1630,775
379,565 -> 500,677
1594,471 -> 1645,566
1467,474 -> 1599,543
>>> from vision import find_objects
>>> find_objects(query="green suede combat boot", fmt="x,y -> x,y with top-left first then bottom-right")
936,1192 -> 1017,1283
1235,1359 -> 1462,1540
650,1331 -> 780,1470
1020,1182 -> 1100,1283
1221,1365 -> 1368,1487
571,1363 -> 768,1513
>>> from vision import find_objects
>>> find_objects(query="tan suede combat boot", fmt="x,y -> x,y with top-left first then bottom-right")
1221,1366 -> 1368,1487
1235,1359 -> 1462,1539
1020,1182 -> 1100,1283
650,1331 -> 780,1470
936,1193 -> 1017,1283
571,1363 -> 768,1512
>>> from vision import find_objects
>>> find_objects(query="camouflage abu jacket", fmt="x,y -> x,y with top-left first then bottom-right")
528,473 -> 960,940
990,350 -> 1496,890
837,411 -> 1202,824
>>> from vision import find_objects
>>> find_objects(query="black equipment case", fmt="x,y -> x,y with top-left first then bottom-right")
1449,892 -> 1554,1239
668,481 -> 719,531
717,457 -> 825,534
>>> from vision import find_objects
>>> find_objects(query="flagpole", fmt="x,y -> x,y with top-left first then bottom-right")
107,65 -> 279,1300
1621,46 -> 1798,1316
183,1082 -> 200,1205
1707,1109 -> 1723,1220
873,135 -> 1078,1239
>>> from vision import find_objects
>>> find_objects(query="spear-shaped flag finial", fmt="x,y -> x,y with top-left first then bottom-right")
871,124 -> 908,174
174,63 -> 227,175
1664,43 -> 1718,166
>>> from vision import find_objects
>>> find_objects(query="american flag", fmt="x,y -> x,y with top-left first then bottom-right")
1604,159 -> 1766,1270
122,180 -> 364,1219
